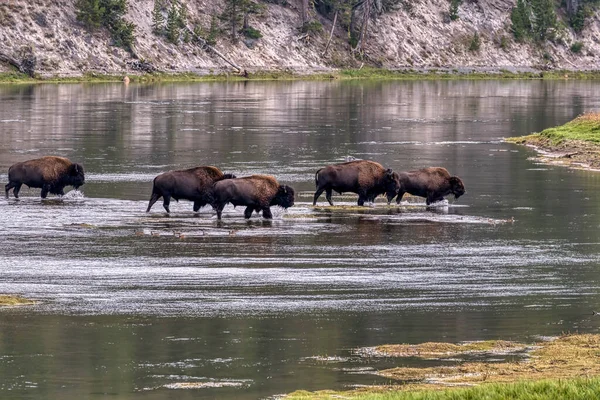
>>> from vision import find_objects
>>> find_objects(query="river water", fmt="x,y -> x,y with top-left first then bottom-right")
1,80 -> 600,399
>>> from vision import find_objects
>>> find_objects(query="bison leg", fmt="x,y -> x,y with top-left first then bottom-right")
146,192 -> 161,212
40,185 -> 50,199
5,182 -> 14,199
325,189 -> 333,206
12,184 -> 22,199
357,191 -> 367,206
215,204 -> 225,220
313,187 -> 326,206
244,206 -> 254,219
395,191 -> 406,205
162,195 -> 171,213
262,207 -> 273,219
193,200 -> 204,213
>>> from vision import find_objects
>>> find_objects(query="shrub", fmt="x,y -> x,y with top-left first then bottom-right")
243,26 -> 262,39
302,19 -> 323,34
571,41 -> 584,53
469,32 -> 481,52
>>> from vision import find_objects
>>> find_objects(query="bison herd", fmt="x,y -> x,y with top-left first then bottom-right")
4,156 -> 466,219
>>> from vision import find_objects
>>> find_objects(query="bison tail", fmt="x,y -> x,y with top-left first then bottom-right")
314,169 -> 322,188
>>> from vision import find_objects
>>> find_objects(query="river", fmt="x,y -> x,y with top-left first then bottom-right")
1,80 -> 600,399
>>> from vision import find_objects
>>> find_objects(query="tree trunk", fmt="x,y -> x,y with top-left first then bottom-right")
358,0 -> 372,52
300,0 -> 308,25
185,25 -> 245,74
322,10 -> 338,56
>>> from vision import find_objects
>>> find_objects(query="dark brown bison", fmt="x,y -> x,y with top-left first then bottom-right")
5,156 -> 85,199
393,167 -> 466,205
211,175 -> 295,220
147,166 -> 235,213
313,160 -> 400,206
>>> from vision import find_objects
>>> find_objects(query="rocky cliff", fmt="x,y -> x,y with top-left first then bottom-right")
0,0 -> 599,77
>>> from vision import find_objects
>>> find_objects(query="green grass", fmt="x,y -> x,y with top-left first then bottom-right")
286,378 -> 600,399
2,68 -> 600,84
507,113 -> 600,145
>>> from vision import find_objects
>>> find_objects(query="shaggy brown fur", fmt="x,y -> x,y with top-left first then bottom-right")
147,166 -> 235,213
211,175 -> 295,220
314,160 -> 400,206
5,156 -> 85,198
394,167 -> 466,205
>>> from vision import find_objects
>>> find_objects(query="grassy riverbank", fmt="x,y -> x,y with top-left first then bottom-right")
0,295 -> 35,306
286,334 -> 600,399
507,112 -> 600,169
2,68 -> 600,84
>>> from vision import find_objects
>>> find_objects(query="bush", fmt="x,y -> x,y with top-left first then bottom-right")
469,32 -> 481,52
571,41 -> 584,53
243,26 -> 262,39
302,19 -> 323,34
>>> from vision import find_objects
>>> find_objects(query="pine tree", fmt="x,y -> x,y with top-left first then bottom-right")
511,0 -> 532,42
152,0 -> 165,35
166,1 -> 181,43
530,0 -> 557,41
76,0 -> 105,30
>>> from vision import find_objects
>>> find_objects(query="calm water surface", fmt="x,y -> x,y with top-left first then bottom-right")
1,80 -> 600,398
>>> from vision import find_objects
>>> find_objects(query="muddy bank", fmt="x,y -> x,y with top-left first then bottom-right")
286,334 -> 600,399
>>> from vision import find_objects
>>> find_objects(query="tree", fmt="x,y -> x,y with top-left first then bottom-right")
166,1 -> 181,43
530,0 -> 557,41
510,0 -> 532,42
75,0 -> 105,30
220,0 -> 262,41
152,0 -> 165,35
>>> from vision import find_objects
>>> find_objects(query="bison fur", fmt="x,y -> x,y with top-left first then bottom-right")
313,160 -> 400,206
147,166 -> 235,213
5,156 -> 85,199
211,175 -> 295,220
393,167 -> 466,205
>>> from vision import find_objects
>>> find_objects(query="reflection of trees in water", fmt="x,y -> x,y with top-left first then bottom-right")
0,80 -> 598,178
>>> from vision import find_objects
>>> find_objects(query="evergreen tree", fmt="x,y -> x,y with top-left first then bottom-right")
75,0 -> 105,30
152,0 -> 165,35
510,0 -> 532,42
530,0 -> 557,41
166,1 -> 181,43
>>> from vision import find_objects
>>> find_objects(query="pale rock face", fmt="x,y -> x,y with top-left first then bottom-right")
0,0 -> 598,76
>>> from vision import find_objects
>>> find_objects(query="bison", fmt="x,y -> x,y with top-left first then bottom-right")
147,166 -> 235,213
5,156 -> 85,199
313,160 -> 400,206
210,175 -> 295,220
393,167 -> 466,205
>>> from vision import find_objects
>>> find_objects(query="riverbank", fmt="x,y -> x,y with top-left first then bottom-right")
286,334 -> 600,399
506,112 -> 600,170
2,68 -> 600,84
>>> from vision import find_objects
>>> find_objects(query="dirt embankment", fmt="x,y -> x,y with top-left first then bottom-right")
0,0 -> 599,77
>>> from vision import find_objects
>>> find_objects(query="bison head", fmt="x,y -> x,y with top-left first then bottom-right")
68,163 -> 85,189
274,185 -> 295,209
449,176 -> 465,199
384,169 -> 401,203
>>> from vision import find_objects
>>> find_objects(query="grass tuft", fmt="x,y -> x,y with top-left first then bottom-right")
0,295 -> 35,306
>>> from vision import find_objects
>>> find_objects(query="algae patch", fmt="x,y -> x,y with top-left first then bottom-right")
378,334 -> 600,385
361,340 -> 527,359
0,295 -> 35,306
